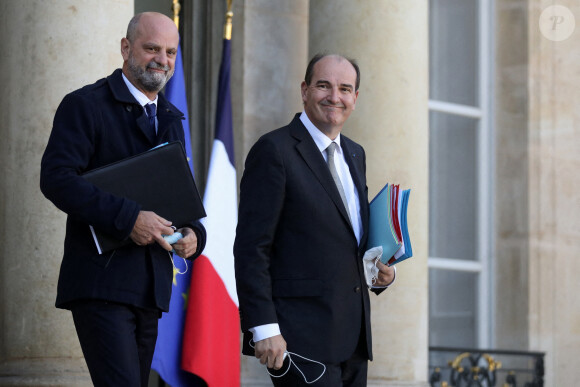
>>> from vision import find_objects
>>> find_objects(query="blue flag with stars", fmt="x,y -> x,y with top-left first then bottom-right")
151,46 -> 206,387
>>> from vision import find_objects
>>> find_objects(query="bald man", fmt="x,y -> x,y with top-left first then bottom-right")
40,13 -> 206,386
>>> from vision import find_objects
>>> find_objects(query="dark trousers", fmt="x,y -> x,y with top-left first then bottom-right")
71,300 -> 160,387
269,334 -> 369,387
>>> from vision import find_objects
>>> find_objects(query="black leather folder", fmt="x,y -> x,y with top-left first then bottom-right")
82,142 -> 206,254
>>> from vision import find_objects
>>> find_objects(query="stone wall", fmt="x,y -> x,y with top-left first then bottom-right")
0,1 -> 133,385
527,1 -> 580,385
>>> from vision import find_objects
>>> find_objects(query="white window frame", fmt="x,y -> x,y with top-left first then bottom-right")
428,0 -> 495,348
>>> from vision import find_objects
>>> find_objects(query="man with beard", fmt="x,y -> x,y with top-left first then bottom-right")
40,12 -> 206,387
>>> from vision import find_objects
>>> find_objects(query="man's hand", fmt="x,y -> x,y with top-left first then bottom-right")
255,334 -> 287,370
374,259 -> 396,287
172,227 -> 198,258
130,211 -> 174,251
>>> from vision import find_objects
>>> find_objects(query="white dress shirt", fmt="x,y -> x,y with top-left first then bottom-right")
122,73 -> 158,133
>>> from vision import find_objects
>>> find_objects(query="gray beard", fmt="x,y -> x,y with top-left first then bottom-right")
127,56 -> 174,92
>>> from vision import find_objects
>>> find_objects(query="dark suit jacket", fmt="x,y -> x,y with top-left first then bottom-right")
234,114 -> 375,364
40,69 -> 206,312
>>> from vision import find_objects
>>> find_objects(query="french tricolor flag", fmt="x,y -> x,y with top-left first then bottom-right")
181,38 -> 240,386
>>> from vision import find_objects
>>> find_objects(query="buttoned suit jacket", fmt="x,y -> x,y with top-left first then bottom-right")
40,69 -> 206,312
234,114 -> 375,364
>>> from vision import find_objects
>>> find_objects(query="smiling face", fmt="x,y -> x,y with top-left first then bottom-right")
301,55 -> 359,139
121,13 -> 179,100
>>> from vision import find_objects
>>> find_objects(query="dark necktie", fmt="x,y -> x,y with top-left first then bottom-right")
326,142 -> 351,224
144,103 -> 157,138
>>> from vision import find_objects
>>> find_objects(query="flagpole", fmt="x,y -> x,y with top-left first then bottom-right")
172,0 -> 181,28
224,0 -> 233,40
150,2 -> 201,386
180,1 -> 240,385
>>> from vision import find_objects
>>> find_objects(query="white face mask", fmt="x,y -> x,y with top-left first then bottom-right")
268,351 -> 326,384
362,246 -> 383,287
250,339 -> 326,384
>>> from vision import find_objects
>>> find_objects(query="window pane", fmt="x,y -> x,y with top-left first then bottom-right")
429,0 -> 479,106
429,112 -> 478,260
429,269 -> 478,347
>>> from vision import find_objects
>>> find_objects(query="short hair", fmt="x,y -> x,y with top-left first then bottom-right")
126,13 -> 144,42
304,53 -> 361,91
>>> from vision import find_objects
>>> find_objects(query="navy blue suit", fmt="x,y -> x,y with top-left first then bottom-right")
41,68 -> 205,312
40,69 -> 206,386
234,114 -> 374,368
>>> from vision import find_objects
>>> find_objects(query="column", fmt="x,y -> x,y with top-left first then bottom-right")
230,1 -> 309,385
527,1 -> 580,385
231,0 -> 309,170
494,0 -> 530,350
0,1 -> 133,385
309,1 -> 429,385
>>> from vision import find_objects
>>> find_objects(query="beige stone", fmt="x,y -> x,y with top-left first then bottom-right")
494,0 -> 531,351
526,0 -> 580,385
233,0 -> 309,170
0,1 -> 133,385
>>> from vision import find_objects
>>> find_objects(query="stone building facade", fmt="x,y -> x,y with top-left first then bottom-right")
0,0 -> 578,386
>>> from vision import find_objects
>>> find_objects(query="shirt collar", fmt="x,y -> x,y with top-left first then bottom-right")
121,72 -> 158,108
299,111 -> 342,154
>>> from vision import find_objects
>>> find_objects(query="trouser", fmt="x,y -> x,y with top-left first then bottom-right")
269,331 -> 369,387
71,300 -> 160,387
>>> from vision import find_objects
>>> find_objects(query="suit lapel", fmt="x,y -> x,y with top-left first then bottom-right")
156,94 -> 184,140
290,117 -> 353,229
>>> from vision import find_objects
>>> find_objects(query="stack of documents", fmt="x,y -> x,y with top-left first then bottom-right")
367,183 -> 413,266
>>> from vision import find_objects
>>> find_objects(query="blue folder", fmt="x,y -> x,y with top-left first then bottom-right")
367,183 -> 413,265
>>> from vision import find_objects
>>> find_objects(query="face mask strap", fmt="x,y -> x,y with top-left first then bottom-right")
249,339 -> 326,384
167,251 -> 188,275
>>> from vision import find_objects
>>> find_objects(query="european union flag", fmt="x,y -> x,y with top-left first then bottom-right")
151,46 -> 206,387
